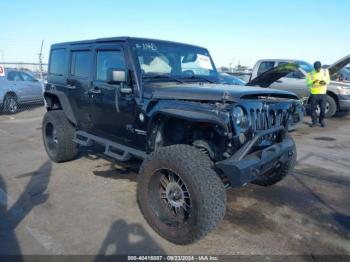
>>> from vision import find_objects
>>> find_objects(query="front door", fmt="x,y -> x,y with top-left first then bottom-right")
6,71 -> 30,102
270,62 -> 310,99
270,72 -> 310,99
90,44 -> 137,145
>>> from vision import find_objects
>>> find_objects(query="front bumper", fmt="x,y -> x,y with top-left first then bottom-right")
338,95 -> 350,111
216,126 -> 295,187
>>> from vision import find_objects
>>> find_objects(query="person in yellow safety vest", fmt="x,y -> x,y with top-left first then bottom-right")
306,61 -> 330,128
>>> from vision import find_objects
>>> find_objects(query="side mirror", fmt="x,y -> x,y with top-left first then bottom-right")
107,68 -> 132,94
107,68 -> 127,84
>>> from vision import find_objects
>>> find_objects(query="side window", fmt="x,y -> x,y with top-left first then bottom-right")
278,62 -> 305,79
49,49 -> 67,76
257,61 -> 275,76
96,50 -> 125,81
70,50 -> 91,78
278,62 -> 294,78
7,72 -> 16,81
21,72 -> 35,82
7,72 -> 22,81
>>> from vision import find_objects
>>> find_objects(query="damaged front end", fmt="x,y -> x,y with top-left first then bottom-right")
216,96 -> 303,187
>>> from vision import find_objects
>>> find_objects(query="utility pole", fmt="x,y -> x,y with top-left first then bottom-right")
38,40 -> 44,81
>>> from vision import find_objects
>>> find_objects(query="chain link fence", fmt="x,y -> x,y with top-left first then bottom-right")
0,62 -> 47,115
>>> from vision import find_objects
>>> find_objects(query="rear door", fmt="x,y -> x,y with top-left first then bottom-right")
67,48 -> 93,130
90,43 -> 137,145
19,72 -> 43,102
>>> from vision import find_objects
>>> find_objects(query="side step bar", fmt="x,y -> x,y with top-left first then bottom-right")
73,130 -> 147,161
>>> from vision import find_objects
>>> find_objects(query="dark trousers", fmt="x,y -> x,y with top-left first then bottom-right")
310,94 -> 326,124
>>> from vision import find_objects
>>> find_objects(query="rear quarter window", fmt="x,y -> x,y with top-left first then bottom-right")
49,49 -> 67,76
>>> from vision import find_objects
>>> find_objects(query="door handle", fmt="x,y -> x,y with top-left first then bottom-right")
67,84 -> 76,89
90,88 -> 101,94
275,80 -> 283,83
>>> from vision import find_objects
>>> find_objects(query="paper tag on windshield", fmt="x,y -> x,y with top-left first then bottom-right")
197,54 -> 213,70
0,65 -> 5,76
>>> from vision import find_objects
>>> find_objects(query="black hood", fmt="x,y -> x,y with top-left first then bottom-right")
144,83 -> 299,102
247,63 -> 300,87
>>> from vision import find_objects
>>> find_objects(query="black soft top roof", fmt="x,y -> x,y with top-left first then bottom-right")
51,36 -> 206,50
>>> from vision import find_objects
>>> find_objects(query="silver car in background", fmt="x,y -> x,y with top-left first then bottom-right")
0,69 -> 44,114
251,55 -> 350,118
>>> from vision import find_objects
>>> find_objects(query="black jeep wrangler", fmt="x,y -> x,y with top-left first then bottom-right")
42,37 -> 303,245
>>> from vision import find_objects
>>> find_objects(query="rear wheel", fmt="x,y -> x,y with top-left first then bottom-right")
42,110 -> 78,163
3,94 -> 18,114
137,145 -> 226,245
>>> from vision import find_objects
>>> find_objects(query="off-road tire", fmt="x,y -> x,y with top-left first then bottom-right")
137,144 -> 226,245
3,94 -> 18,114
42,110 -> 78,163
252,134 -> 297,187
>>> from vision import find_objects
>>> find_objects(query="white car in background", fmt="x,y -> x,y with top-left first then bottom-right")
0,69 -> 44,114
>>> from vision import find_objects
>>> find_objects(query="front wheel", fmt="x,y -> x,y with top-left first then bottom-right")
3,94 -> 18,114
137,145 -> 226,245
315,95 -> 337,118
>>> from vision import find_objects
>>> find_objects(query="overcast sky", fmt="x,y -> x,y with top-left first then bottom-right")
0,0 -> 349,67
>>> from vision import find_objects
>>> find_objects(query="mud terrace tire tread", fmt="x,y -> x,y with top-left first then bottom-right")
137,144 -> 226,245
252,134 -> 297,187
42,110 -> 78,163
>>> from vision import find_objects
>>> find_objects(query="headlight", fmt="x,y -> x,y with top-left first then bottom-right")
337,86 -> 350,95
232,106 -> 246,126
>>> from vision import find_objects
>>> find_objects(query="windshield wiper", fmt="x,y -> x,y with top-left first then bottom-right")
143,74 -> 184,83
183,75 -> 216,83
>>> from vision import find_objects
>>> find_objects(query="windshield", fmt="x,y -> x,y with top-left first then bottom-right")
131,40 -> 219,82
296,61 -> 313,73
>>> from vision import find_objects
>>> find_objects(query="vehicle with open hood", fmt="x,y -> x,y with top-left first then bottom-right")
42,37 -> 303,245
251,56 -> 350,118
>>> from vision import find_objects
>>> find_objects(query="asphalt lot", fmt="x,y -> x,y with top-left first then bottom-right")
0,106 -> 349,256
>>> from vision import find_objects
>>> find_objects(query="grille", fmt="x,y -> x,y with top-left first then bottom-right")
249,106 -> 289,133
